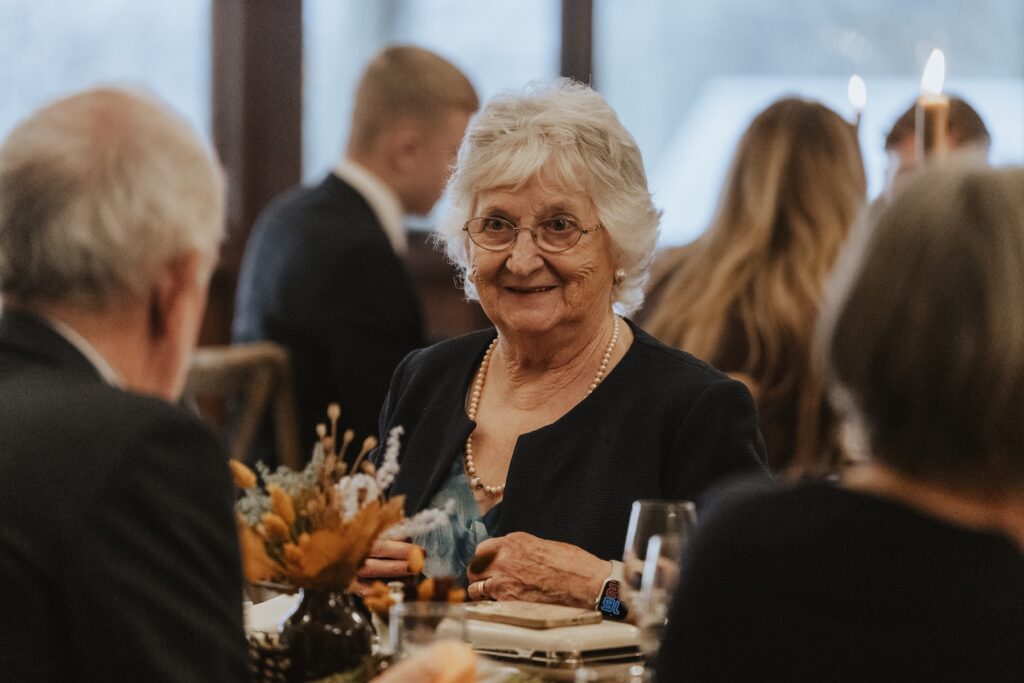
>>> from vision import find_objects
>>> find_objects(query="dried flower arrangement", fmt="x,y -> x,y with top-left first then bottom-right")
361,574 -> 468,618
231,404 -> 448,591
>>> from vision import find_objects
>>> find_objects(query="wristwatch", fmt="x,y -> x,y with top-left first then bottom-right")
595,560 -> 629,620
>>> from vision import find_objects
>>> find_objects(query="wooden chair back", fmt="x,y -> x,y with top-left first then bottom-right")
186,341 -> 303,469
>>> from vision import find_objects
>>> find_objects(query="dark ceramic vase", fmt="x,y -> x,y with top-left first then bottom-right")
281,589 -> 373,681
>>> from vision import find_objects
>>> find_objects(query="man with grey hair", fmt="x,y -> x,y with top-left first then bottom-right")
0,88 -> 247,680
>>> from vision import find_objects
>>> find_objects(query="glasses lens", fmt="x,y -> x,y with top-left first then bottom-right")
467,217 -> 516,250
537,218 -> 582,252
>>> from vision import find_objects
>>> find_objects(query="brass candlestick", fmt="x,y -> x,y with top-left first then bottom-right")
915,93 -> 950,163
915,49 -> 950,164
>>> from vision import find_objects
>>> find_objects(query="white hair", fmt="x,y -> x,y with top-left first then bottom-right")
0,86 -> 225,309
436,79 -> 661,315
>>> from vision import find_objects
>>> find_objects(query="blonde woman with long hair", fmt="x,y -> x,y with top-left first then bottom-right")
643,97 -> 866,474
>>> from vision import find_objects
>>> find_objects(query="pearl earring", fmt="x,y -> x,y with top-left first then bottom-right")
613,269 -> 626,286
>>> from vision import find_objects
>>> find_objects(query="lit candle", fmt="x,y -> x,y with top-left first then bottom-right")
847,74 -> 867,129
915,49 -> 950,163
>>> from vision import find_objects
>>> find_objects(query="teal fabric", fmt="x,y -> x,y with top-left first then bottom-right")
411,457 -> 500,586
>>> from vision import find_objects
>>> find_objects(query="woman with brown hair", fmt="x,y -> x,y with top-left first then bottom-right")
642,97 -> 866,474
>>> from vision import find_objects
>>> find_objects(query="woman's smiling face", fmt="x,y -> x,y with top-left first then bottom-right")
469,173 -> 617,339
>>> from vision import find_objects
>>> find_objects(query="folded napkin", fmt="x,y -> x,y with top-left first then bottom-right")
244,593 -> 302,634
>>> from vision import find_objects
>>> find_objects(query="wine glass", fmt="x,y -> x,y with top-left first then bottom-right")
634,532 -> 687,657
622,500 -> 697,601
389,602 -> 467,658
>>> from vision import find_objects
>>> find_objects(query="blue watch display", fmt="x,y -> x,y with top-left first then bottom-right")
596,578 -> 629,620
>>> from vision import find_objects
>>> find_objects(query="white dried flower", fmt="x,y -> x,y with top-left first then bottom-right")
383,499 -> 456,539
256,445 -> 324,498
335,473 -> 381,522
236,487 -> 271,526
375,426 -> 404,490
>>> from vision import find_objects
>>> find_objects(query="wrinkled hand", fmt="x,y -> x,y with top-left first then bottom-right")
466,532 -> 610,608
350,539 -> 423,598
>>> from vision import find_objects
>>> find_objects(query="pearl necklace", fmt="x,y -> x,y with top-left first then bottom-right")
464,316 -> 622,498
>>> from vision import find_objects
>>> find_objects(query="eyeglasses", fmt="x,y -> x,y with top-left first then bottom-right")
463,216 -> 601,253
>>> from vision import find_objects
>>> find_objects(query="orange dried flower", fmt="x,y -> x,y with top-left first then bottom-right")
408,545 -> 425,574
229,460 -> 257,489
270,497 -> 405,590
283,542 -> 302,565
363,595 -> 394,616
238,517 -> 280,583
262,513 -> 291,542
350,435 -> 378,474
339,429 -> 355,461
233,413 -> 430,591
267,484 -> 296,525
417,577 -> 435,602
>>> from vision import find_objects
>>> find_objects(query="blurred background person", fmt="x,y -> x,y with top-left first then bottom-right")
641,98 -> 867,475
656,165 -> 1024,681
233,46 -> 478,466
370,80 -> 768,608
0,88 -> 246,681
883,94 -> 991,196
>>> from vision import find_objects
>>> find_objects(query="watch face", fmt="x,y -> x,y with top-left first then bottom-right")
599,580 -> 628,620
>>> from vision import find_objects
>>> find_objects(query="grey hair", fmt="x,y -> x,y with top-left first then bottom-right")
436,79 -> 661,315
0,87 -> 225,309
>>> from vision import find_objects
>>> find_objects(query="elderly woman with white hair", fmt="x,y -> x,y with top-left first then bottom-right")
369,80 -> 768,610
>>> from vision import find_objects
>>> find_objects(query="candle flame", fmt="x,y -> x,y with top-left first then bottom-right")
847,74 -> 867,112
921,49 -> 946,96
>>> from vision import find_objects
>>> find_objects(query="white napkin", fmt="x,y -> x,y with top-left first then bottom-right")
244,593 -> 302,634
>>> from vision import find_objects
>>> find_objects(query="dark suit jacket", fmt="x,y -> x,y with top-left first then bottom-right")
375,321 -> 769,561
233,173 -> 425,465
0,312 -> 247,682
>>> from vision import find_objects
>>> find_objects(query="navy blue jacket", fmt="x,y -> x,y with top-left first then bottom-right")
233,173 -> 424,464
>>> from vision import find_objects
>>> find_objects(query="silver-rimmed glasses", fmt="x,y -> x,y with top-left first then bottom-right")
463,216 -> 601,253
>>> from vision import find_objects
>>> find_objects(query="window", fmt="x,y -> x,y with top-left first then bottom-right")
595,0 -> 1024,244
0,0 -> 211,142
303,0 -> 560,182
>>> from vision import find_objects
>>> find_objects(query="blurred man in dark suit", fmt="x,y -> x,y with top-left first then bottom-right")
0,88 -> 247,681
233,46 -> 478,465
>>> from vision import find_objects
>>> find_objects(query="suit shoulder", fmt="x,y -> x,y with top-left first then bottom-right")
8,377 -> 216,457
0,378 -> 224,519
697,480 -> 840,546
252,175 -> 378,240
